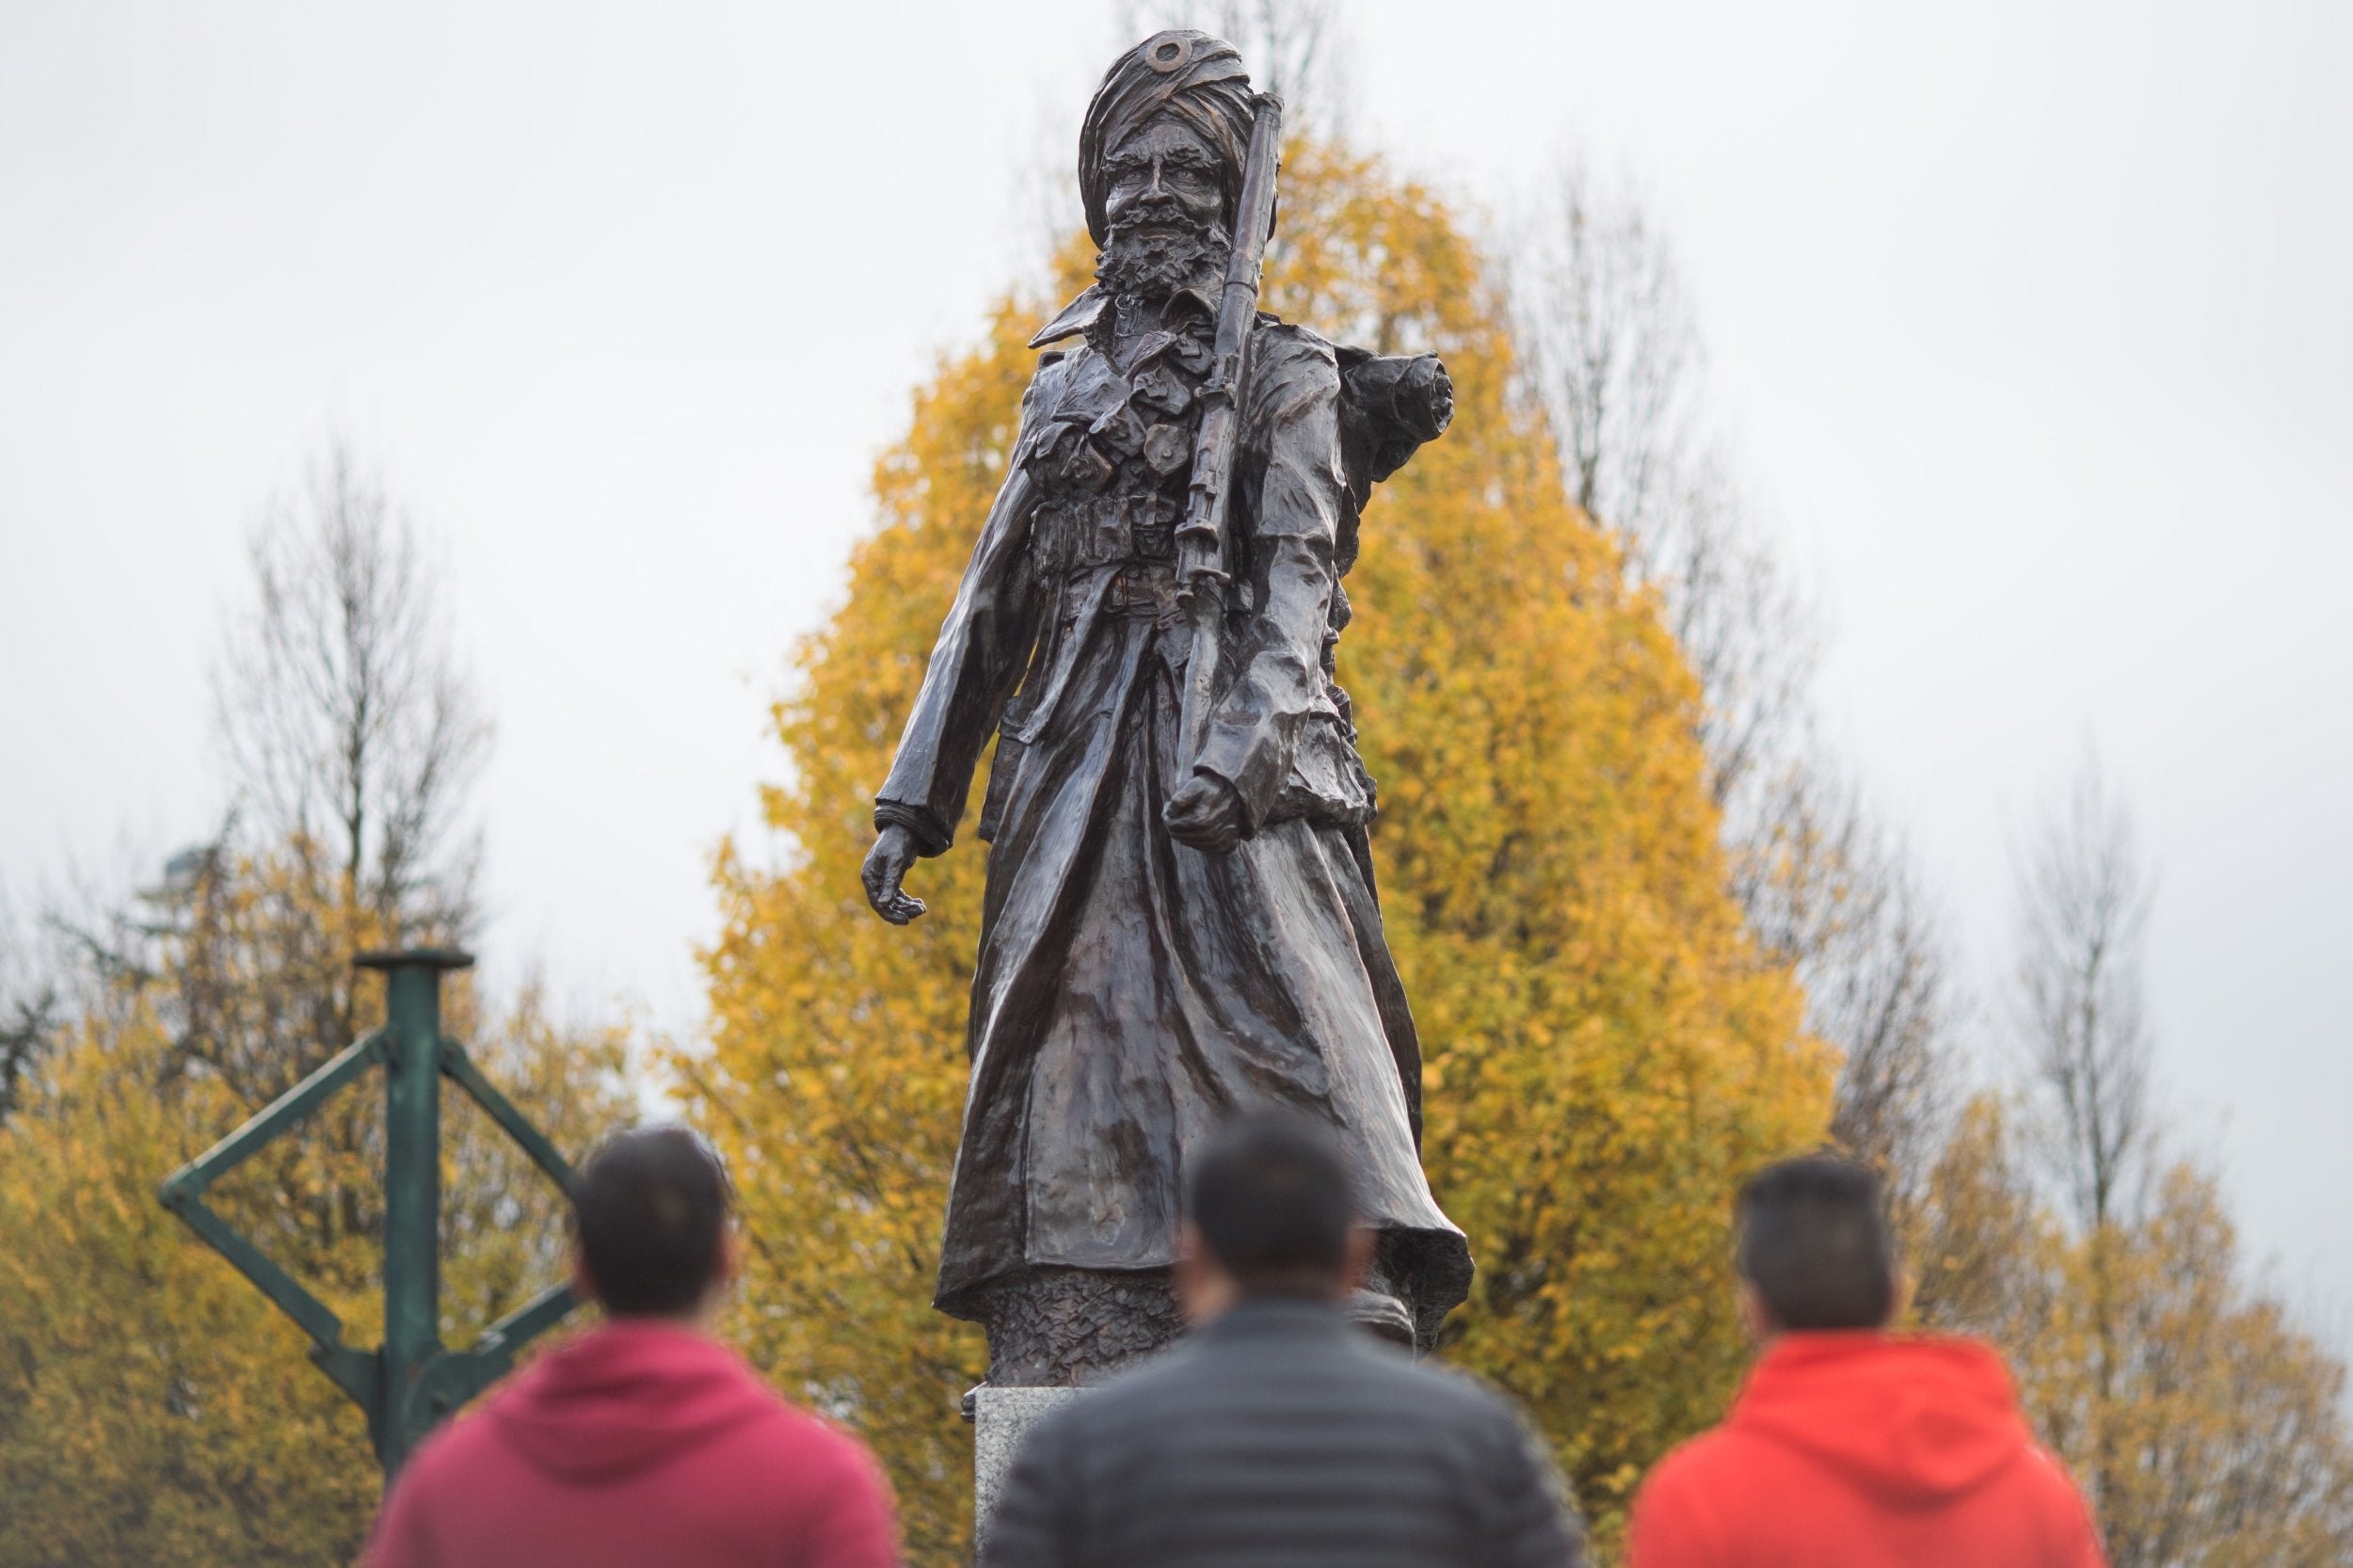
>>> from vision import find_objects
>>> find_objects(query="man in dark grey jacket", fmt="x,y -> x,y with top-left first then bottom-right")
979,1115 -> 1584,1567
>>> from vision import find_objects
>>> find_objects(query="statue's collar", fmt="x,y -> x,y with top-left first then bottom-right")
1029,283 -> 1222,350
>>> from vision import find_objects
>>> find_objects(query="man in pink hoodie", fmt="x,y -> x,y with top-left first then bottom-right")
1626,1155 -> 2105,1568
365,1126 -> 899,1568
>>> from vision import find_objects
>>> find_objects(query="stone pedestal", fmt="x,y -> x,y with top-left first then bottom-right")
970,1385 -> 1084,1540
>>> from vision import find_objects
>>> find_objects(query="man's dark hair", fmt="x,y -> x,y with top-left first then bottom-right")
1735,1154 -> 1897,1331
570,1126 -> 733,1317
1186,1112 -> 1355,1290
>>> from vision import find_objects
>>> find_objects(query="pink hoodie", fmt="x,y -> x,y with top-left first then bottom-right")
365,1320 -> 897,1568
1627,1334 -> 2105,1568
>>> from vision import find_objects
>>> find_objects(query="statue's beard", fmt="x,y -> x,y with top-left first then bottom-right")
1096,217 -> 1231,301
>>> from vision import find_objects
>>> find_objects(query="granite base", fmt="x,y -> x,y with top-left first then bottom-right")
969,1384 -> 1085,1542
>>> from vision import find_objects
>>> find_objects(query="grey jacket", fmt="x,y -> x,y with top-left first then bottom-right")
978,1298 -> 1585,1568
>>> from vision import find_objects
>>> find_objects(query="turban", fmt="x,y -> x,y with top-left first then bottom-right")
1079,30 -> 1257,248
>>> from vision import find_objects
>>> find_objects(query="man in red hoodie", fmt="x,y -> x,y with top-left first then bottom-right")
1626,1155 -> 2104,1568
364,1126 -> 899,1568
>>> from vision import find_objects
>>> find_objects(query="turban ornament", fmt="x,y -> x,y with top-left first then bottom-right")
1079,30 -> 1260,248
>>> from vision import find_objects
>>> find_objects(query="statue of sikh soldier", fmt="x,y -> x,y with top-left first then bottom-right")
861,30 -> 1472,1388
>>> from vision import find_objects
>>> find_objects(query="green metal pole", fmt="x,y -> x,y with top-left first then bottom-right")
362,947 -> 472,1478
166,944 -> 580,1490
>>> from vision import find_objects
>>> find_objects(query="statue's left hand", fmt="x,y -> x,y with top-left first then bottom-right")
1164,772 -> 1245,853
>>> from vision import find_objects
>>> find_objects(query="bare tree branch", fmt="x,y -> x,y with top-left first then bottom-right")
2014,747 -> 2157,1236
0,888 -> 68,1125
1817,833 -> 1962,1187
36,435 -> 499,1106
1512,158 -> 1826,815
1511,158 -> 1963,1191
214,436 -> 489,947
2004,748 -> 2164,1540
1515,156 -> 1705,547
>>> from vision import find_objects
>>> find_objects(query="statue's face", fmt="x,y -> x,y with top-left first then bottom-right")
1102,114 -> 1226,241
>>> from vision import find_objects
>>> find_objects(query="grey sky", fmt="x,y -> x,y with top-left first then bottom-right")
4,2 -> 2347,1320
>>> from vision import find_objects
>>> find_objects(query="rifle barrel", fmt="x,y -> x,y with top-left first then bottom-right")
1175,93 -> 1285,775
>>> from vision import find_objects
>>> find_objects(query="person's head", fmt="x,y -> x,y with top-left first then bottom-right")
1176,1112 -> 1371,1322
1734,1154 -> 1901,1339
568,1126 -> 740,1322
1079,31 -> 1257,299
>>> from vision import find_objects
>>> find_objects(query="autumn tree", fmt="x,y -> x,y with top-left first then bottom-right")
2016,754 -> 2159,1531
693,136 -> 1829,1564
1907,1092 -> 2061,1346
2075,1166 -> 2353,1566
1513,137 -> 2352,1568
0,890 -> 64,1126
1907,758 -> 2353,1568
0,971 -> 623,1568
0,1006 -> 384,1565
1512,160 -> 1962,1196
1784,788 -> 1960,1202
2011,758 -> 2353,1566
0,439 -> 629,1567
202,439 -> 490,1093
1913,1128 -> 2353,1568
2015,756 -> 2156,1244
1513,158 -> 1806,820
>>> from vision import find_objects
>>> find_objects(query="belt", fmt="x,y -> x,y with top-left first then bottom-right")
1104,562 -> 1178,617
1032,493 -> 1180,574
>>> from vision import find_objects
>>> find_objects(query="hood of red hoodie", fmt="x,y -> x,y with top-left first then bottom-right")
484,1320 -> 778,1485
1728,1334 -> 2039,1509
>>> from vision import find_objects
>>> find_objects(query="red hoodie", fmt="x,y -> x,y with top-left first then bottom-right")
1626,1334 -> 2104,1568
364,1320 -> 898,1568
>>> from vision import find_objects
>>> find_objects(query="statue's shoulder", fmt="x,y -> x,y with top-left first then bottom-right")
1248,317 -> 1343,423
1256,315 -> 1340,373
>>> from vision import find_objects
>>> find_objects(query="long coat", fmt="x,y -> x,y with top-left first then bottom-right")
876,286 -> 1472,1341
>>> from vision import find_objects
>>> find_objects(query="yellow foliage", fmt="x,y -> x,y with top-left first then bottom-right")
0,1006 -> 379,1566
1913,1098 -> 2353,1566
0,847 -> 632,1566
695,136 -> 1830,1562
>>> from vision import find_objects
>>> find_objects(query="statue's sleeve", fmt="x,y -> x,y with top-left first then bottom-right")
872,370 -> 1054,856
1190,328 -> 1350,834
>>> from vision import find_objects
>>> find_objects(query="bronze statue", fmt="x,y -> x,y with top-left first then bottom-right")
862,30 -> 1470,1387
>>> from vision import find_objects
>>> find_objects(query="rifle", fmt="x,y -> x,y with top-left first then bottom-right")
1174,91 -> 1285,799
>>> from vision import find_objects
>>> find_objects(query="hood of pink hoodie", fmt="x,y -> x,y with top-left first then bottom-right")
485,1321 -> 776,1485
1729,1334 -> 2041,1509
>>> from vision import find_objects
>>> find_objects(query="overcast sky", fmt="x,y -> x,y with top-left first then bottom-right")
4,1 -> 2347,1321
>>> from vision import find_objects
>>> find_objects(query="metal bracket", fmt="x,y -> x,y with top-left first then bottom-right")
158,949 -> 581,1480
